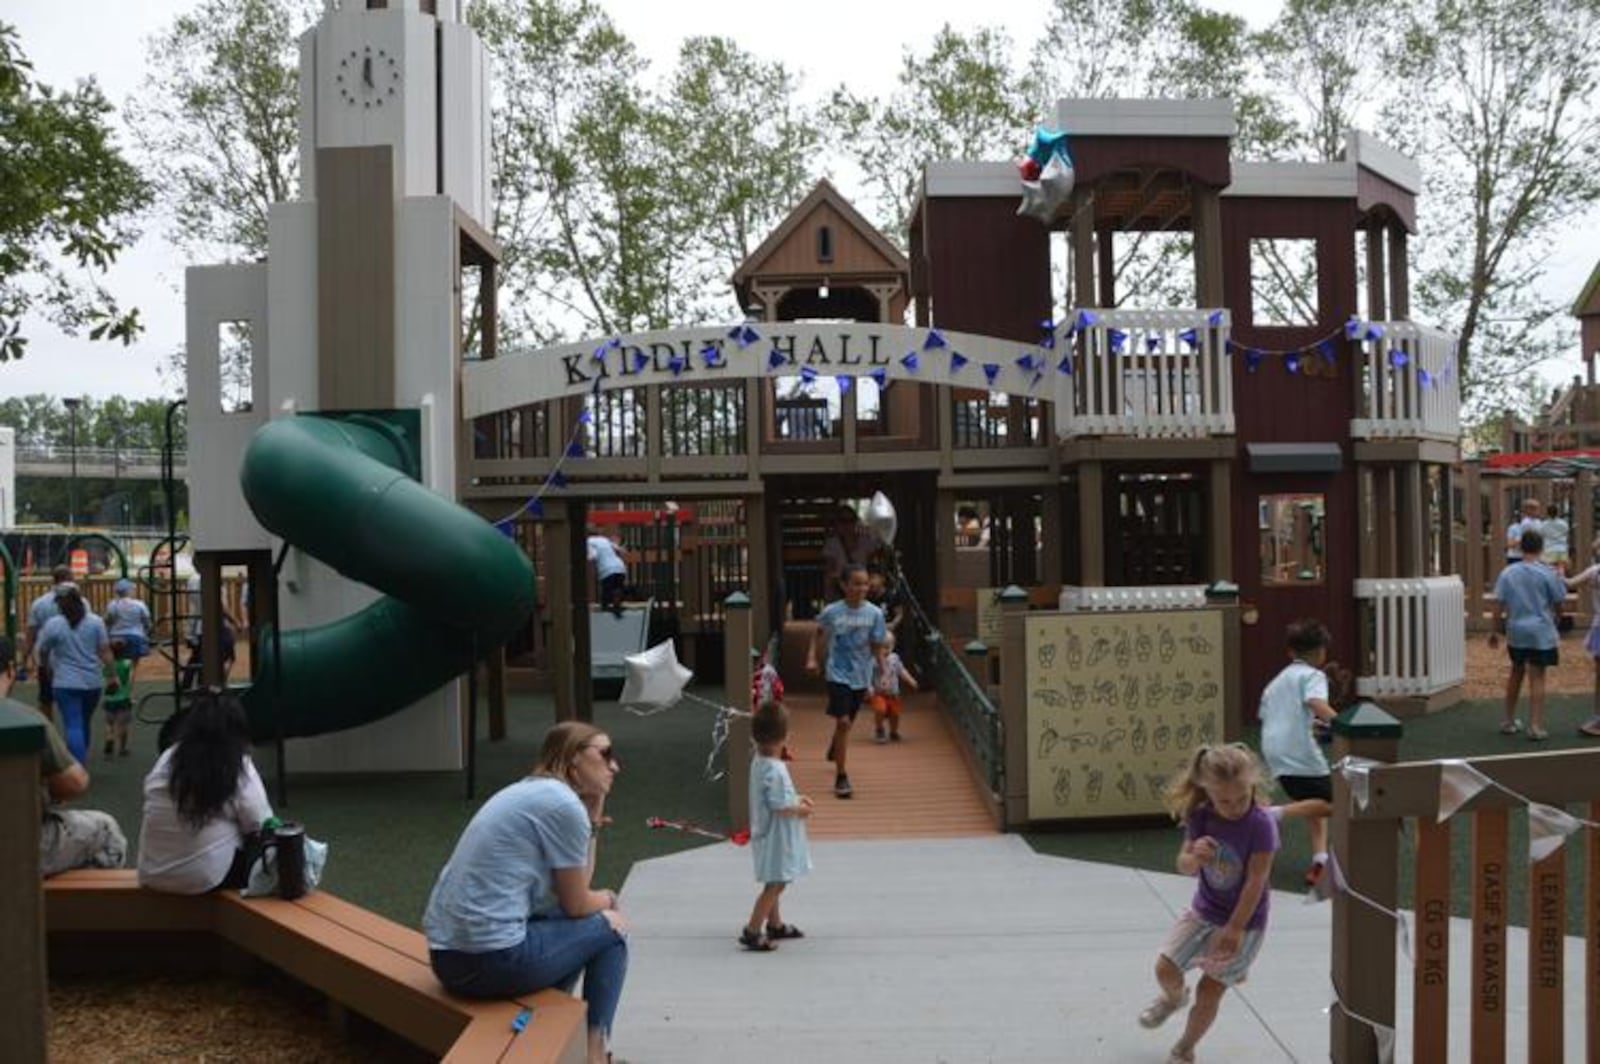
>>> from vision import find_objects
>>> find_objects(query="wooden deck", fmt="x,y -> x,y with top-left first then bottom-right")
780,690 -> 998,839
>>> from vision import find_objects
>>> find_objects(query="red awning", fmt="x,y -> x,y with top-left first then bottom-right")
1483,448 -> 1600,475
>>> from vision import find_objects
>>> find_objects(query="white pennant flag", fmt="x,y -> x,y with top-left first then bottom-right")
1335,756 -> 1384,811
1436,760 -> 1490,823
1528,803 -> 1583,862
1373,1021 -> 1396,1064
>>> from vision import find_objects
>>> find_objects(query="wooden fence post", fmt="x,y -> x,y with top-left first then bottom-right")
1329,701 -> 1403,1063
0,703 -> 47,1064
995,585 -> 1028,689
724,592 -> 753,833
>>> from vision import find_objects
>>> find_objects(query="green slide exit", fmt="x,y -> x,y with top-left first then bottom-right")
237,415 -> 535,739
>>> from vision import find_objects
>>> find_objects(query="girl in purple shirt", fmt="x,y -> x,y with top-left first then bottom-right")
1139,743 -> 1279,1064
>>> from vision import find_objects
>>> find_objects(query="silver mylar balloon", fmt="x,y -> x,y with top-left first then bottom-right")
866,491 -> 898,546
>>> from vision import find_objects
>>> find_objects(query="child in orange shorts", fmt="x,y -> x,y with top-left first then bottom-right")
868,632 -> 918,743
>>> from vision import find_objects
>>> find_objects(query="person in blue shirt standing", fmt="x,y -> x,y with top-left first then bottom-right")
1489,528 -> 1568,741
35,584 -> 117,764
806,563 -> 886,799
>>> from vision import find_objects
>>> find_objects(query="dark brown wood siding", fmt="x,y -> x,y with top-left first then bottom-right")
922,197 -> 1051,342
1356,168 -> 1417,233
1067,135 -> 1231,187
317,145 -> 396,410
1222,194 -> 1360,710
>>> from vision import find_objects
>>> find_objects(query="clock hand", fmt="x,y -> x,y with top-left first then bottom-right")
363,56 -> 373,88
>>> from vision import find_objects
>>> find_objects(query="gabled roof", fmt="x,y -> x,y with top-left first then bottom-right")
731,179 -> 909,288
1575,258 -> 1600,319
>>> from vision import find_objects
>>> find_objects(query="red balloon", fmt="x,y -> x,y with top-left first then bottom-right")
1018,157 -> 1042,182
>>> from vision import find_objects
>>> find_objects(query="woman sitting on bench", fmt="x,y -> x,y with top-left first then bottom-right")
424,721 -> 628,1064
137,690 -> 275,893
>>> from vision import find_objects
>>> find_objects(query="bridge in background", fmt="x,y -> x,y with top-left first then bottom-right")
13,446 -> 186,481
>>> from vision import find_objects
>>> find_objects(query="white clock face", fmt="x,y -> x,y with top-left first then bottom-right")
335,45 -> 401,109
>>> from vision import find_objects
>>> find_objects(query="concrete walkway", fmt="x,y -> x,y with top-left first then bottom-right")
612,835 -> 1586,1063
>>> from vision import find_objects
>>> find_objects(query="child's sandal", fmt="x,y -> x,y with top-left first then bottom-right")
738,927 -> 777,951
766,922 -> 804,940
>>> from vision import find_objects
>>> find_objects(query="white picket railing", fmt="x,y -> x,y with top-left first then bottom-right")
1350,322 -> 1461,443
1354,575 -> 1465,697
1059,584 -> 1210,612
1055,309 -> 1234,439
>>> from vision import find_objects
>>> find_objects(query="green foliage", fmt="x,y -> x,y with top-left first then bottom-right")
1258,0 -> 1398,161
127,0 -> 314,261
826,25 -> 1034,245
0,22 -> 150,363
1383,0 -> 1600,421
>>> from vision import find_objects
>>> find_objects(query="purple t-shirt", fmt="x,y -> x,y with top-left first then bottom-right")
1186,803 -> 1279,930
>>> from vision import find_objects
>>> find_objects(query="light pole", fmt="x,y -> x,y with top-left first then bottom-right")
63,396 -> 82,527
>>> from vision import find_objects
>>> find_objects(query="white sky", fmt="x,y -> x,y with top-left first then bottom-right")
1,0 -> 1593,401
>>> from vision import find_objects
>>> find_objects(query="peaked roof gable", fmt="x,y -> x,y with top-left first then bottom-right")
732,179 -> 909,286
1576,257 -> 1600,319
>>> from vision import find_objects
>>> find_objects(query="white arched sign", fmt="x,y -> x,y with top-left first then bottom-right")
461,322 -> 1064,419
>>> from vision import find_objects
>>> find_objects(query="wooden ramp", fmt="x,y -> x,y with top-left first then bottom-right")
780,689 -> 998,839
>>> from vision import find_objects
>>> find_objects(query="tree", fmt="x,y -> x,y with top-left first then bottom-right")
0,23 -> 150,364
1385,0 -> 1600,419
659,36 -> 823,316
825,25 -> 1034,244
126,0 -> 314,262
1257,0 -> 1402,162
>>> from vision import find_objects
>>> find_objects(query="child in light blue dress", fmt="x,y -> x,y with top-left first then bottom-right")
741,701 -> 813,951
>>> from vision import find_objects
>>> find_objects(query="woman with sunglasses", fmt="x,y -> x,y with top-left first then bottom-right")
424,721 -> 627,1064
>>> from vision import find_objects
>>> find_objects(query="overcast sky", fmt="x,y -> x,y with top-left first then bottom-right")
2,0 -> 1593,401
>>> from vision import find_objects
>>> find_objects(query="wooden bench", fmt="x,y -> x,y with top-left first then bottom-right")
44,870 -> 586,1063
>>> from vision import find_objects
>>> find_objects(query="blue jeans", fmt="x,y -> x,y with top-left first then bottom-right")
54,687 -> 101,764
430,913 -> 627,1035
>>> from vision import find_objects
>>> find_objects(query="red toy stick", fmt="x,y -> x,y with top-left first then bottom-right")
646,816 -> 750,846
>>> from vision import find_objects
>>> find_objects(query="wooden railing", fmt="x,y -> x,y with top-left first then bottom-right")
1351,321 -> 1461,443
1331,718 -> 1600,1062
1058,583 -> 1209,612
1354,575 -> 1465,698
903,582 -> 1005,809
1056,308 -> 1234,439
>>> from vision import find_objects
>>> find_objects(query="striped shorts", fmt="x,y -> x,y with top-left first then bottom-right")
1157,908 -> 1266,986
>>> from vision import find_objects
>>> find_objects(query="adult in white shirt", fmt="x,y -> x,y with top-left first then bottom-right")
1505,497 -> 1543,565
138,691 -> 274,893
1541,502 -> 1570,574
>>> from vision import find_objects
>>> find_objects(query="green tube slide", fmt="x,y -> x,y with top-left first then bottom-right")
238,415 -> 535,739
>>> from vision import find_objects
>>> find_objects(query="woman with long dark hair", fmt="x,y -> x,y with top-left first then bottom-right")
137,690 -> 274,893
425,721 -> 627,1064
34,584 -> 115,763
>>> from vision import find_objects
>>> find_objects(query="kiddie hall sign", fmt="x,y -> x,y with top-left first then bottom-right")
461,322 -> 1060,419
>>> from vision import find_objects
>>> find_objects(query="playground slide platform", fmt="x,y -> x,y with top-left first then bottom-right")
237,415 -> 535,739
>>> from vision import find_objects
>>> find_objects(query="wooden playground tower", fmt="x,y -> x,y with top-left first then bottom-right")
462,98 -> 1464,722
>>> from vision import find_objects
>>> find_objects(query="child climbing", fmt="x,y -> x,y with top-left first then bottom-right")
1258,619 -> 1337,886
740,700 -> 813,952
1141,744 -> 1278,1064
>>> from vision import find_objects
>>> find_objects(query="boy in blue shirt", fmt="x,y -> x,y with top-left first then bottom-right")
1489,528 -> 1567,741
806,564 -> 886,799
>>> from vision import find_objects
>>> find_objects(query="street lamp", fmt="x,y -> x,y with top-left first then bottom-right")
63,396 -> 82,527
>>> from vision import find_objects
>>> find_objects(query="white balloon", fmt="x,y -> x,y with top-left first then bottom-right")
619,639 -> 694,712
1016,151 -> 1075,223
866,491 -> 898,546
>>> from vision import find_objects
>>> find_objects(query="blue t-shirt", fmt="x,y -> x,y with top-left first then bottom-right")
1187,803 -> 1279,931
105,597 -> 152,638
1493,560 -> 1566,650
1259,660 -> 1330,779
816,599 -> 886,690
423,776 -> 591,953
36,614 -> 109,690
27,590 -> 59,634
587,535 -> 626,580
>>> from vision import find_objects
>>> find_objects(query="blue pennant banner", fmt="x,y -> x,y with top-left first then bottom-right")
1146,335 -> 1162,353
767,349 -> 786,371
1178,328 -> 1198,349
1365,324 -> 1386,342
728,324 -> 761,347
1388,348 -> 1409,369
871,367 -> 888,389
983,363 -> 1000,385
799,366 -> 818,384
1074,309 -> 1099,330
1108,329 -> 1128,353
1245,349 -> 1263,373
700,343 -> 723,368
633,351 -> 650,372
564,440 -> 584,459
1016,353 -> 1037,372
950,351 -> 969,373
901,352 -> 920,372
1344,317 -> 1363,340
837,375 -> 852,393
578,407 -> 594,424
1317,339 -> 1336,365
524,499 -> 544,517
495,521 -> 514,538
1285,353 -> 1301,374
922,328 -> 947,350
668,356 -> 686,377
549,470 -> 569,488
1207,310 -> 1225,327
1057,354 -> 1074,375
1417,368 -> 1433,388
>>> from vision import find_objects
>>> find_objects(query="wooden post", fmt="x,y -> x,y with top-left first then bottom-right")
1463,462 -> 1485,628
1413,816 -> 1451,1063
486,644 -> 507,741
545,501 -> 575,722
724,592 -> 754,833
1209,458 -> 1232,582
1471,808 -> 1509,1062
995,586 -> 1028,689
1329,702 -> 1402,1063
198,551 -> 224,686
999,605 -> 1028,829
1587,799 -> 1600,1064
570,502 -> 593,724
1528,836 -> 1566,1064
0,703 -> 47,1064
1079,460 -> 1105,587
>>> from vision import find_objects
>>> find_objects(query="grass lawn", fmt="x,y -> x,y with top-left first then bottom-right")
1024,692 -> 1600,934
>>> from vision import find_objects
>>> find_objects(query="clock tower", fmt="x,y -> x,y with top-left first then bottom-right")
183,0 -> 502,773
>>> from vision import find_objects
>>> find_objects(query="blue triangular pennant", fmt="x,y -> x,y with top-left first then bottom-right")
800,365 -> 818,384
1057,354 -> 1074,375
901,352 -> 920,372
837,375 -> 852,393
922,329 -> 947,350
668,355 -> 686,377
983,363 -> 1000,385
494,520 -> 515,538
1245,349 -> 1263,373
1108,329 -> 1128,353
524,499 -> 544,517
767,348 -> 786,371
1178,328 -> 1198,349
1388,348 -> 1409,369
1417,368 -> 1433,388
549,470 -> 569,488
1365,323 -> 1386,342
728,324 -> 761,347
1317,339 -> 1336,365
871,367 -> 888,389
564,440 -> 584,459
1344,317 -> 1363,340
591,343 -> 609,363
1074,309 -> 1099,329
1285,352 -> 1301,374
1016,353 -> 1037,372
1146,335 -> 1163,353
578,407 -> 594,424
632,351 -> 649,372
700,343 -> 723,368
1207,309 -> 1225,327
950,351 -> 969,373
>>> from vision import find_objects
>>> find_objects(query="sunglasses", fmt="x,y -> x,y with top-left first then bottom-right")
586,743 -> 619,767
